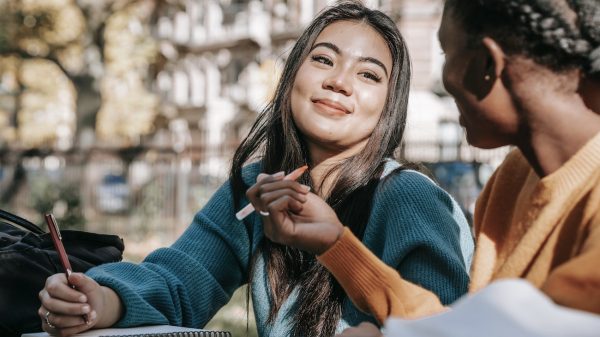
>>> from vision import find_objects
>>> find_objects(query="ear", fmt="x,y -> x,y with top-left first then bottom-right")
462,37 -> 506,100
481,37 -> 506,78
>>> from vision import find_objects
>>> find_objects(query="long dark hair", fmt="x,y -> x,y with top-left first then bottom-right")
230,1 -> 411,336
445,0 -> 600,76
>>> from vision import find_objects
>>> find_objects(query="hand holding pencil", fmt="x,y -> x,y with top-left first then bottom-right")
244,165 -> 344,255
38,214 -> 124,335
236,165 -> 309,220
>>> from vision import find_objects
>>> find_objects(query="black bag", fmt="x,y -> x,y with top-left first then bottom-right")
0,209 -> 124,337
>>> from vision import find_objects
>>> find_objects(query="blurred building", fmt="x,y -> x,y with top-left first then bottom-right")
151,0 -> 508,217
0,0 -> 510,236
152,0 -> 508,175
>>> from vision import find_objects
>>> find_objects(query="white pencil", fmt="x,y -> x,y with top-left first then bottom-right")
235,165 -> 309,220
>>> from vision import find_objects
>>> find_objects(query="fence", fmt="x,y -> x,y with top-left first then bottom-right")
0,146 -> 226,258
0,141 -> 510,257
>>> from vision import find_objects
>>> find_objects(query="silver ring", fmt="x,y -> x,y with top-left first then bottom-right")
259,210 -> 270,216
45,310 -> 56,329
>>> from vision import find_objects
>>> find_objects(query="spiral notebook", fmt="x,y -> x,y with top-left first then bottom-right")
21,325 -> 231,337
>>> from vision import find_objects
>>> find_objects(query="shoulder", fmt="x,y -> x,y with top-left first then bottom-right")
240,161 -> 263,185
476,148 -> 532,207
377,168 -> 452,207
492,148 -> 531,181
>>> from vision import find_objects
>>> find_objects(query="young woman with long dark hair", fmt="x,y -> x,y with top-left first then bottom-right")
253,0 -> 600,335
37,2 -> 473,337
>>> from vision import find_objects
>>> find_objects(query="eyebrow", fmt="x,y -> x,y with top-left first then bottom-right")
310,42 -> 389,78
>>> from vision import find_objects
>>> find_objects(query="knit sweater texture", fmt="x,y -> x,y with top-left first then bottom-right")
319,132 -> 600,323
87,161 -> 473,336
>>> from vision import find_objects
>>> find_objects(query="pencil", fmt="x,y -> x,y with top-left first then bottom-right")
235,165 -> 308,220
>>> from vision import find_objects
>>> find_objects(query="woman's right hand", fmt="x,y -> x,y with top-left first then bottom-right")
246,172 -> 344,255
38,272 -> 122,336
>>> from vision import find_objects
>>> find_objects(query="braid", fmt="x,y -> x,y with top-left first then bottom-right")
447,0 -> 600,73
567,0 -> 600,74
505,1 -> 590,56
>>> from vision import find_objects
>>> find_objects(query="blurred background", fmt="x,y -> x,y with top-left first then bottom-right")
0,0 -> 509,335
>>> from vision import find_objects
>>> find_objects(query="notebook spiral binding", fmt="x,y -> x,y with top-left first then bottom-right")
99,331 -> 231,337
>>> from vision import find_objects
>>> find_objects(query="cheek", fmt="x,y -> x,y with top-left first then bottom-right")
442,68 -> 459,97
442,57 -> 468,98
358,85 -> 388,119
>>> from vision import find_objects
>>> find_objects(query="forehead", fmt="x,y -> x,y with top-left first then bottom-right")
438,7 -> 467,50
314,20 -> 392,65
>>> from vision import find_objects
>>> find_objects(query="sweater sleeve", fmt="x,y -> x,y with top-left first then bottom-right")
86,175 -> 254,328
541,193 -> 600,314
319,170 -> 473,324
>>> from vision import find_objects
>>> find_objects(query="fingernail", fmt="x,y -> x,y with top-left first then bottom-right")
257,173 -> 268,181
89,310 -> 97,321
273,171 -> 285,177
82,305 -> 90,313
301,185 -> 311,192
79,295 -> 87,302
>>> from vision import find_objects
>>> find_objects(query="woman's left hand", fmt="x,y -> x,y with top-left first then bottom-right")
335,322 -> 383,337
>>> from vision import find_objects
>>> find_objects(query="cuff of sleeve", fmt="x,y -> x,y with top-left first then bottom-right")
317,227 -> 399,305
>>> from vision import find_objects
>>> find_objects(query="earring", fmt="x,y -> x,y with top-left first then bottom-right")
484,75 -> 491,81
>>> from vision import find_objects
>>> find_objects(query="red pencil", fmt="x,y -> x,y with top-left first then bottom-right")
45,213 -> 89,325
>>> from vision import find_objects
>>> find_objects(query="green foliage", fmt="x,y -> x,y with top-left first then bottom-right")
28,173 -> 85,230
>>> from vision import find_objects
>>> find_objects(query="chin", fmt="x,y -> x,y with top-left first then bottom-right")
465,133 -> 508,150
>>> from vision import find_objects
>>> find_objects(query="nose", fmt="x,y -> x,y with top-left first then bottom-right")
323,70 -> 353,96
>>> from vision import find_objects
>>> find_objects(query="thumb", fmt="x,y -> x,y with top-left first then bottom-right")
69,272 -> 100,294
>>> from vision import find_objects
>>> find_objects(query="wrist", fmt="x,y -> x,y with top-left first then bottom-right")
96,286 -> 123,328
317,223 -> 344,255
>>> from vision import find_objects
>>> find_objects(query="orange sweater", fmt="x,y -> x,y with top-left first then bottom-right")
319,132 -> 600,324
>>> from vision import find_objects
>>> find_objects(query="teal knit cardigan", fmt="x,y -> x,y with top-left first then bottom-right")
87,162 -> 473,336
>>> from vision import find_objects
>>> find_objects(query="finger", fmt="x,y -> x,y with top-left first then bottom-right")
39,306 -> 89,329
42,275 -> 87,304
257,171 -> 284,182
246,173 -> 285,207
263,196 -> 304,243
259,180 -> 310,195
39,289 -> 92,316
43,314 -> 96,337
68,273 -> 100,297
260,189 -> 307,209
257,172 -> 284,183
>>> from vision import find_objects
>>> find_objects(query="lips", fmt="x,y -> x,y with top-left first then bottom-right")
311,98 -> 352,116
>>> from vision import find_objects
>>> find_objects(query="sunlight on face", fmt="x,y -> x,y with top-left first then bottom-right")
291,20 -> 392,157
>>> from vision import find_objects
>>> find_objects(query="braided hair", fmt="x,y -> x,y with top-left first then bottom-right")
446,0 -> 600,76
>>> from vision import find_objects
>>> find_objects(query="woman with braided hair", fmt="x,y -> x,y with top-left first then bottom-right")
250,0 -> 600,335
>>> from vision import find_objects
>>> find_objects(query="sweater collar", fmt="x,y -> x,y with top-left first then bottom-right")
538,131 -> 600,197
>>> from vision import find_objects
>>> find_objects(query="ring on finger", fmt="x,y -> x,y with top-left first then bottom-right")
259,210 -> 270,216
45,310 -> 56,329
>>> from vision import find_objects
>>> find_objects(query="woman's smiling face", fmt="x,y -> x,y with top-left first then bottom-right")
291,20 -> 392,156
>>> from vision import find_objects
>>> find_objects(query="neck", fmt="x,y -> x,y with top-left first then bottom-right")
307,140 -> 367,197
516,93 -> 600,177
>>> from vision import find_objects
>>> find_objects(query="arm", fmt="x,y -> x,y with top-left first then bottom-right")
258,169 -> 473,324
542,208 -> 600,314
320,170 -> 472,323
86,176 -> 255,328
318,228 -> 447,323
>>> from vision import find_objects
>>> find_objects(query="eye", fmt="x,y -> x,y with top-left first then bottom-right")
360,71 -> 382,83
310,55 -> 333,66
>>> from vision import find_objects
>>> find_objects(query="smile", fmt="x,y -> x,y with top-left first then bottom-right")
311,99 -> 351,116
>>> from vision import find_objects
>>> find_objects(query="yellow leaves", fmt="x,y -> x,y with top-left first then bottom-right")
17,58 -> 76,149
